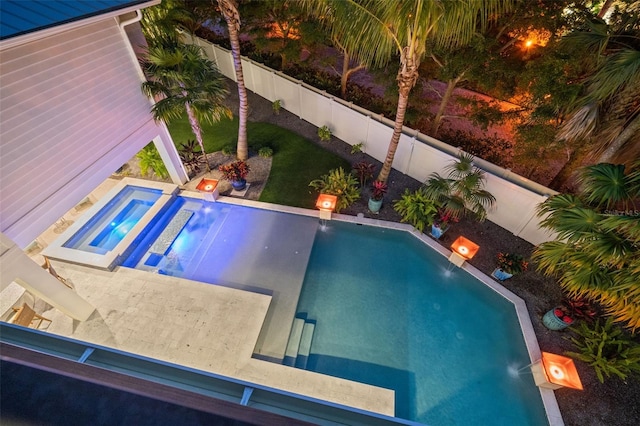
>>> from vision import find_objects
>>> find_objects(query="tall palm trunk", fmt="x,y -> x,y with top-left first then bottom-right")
218,0 -> 248,161
377,50 -> 419,183
597,115 -> 640,163
185,102 -> 210,171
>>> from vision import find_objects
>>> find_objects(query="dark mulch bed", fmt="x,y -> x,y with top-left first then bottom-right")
225,79 -> 639,426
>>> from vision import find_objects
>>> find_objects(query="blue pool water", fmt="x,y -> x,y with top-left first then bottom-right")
121,199 -> 547,425
296,222 -> 547,425
63,186 -> 161,254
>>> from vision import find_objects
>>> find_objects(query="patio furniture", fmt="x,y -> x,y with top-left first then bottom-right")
42,256 -> 73,289
10,303 -> 51,328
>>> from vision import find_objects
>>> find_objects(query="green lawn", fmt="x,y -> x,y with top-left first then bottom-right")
167,116 -> 350,209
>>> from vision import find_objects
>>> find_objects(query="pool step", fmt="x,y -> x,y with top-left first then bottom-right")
283,318 -> 305,366
283,313 -> 316,369
294,321 -> 316,369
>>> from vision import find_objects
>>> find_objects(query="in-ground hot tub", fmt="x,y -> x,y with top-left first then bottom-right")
42,178 -> 179,270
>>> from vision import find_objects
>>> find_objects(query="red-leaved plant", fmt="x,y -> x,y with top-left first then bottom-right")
561,296 -> 598,323
371,180 -> 388,201
434,208 -> 459,228
218,160 -> 250,181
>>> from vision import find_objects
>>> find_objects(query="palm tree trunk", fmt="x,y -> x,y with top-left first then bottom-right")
597,114 -> 640,163
598,0 -> 615,18
377,50 -> 419,183
185,102 -> 210,172
340,51 -> 365,99
431,75 -> 463,136
548,143 -> 591,191
218,0 -> 248,161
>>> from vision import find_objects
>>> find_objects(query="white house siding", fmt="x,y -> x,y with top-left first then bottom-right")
0,19 -> 163,247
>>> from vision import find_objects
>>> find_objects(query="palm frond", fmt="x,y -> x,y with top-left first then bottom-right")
586,48 -> 640,105
578,163 -> 633,209
556,103 -> 599,142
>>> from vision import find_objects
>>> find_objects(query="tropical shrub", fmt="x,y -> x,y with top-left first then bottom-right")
496,252 -> 529,274
566,317 -> 640,383
352,161 -> 375,188
534,162 -> 640,330
137,143 -> 168,179
218,160 -> 250,182
393,188 -> 440,233
309,167 -> 360,213
258,147 -> 274,158
351,143 -> 364,154
317,125 -> 332,141
423,152 -> 496,221
272,99 -> 282,115
178,139 -> 204,174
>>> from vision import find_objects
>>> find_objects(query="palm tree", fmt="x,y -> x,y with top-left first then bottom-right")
217,0 -> 249,161
556,18 -> 640,166
303,0 -> 513,183
422,153 -> 496,221
534,162 -> 640,331
141,39 -> 230,171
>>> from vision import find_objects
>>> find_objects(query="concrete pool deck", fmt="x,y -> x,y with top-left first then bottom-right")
36,260 -> 396,416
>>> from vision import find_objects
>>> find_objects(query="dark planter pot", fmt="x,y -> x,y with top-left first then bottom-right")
231,179 -> 247,191
368,197 -> 383,213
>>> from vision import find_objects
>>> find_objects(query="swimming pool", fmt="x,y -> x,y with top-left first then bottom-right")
294,221 -> 548,424
46,181 -> 554,424
117,195 -> 549,424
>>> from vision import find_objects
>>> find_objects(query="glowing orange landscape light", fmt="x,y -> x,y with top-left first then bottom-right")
448,236 -> 479,267
196,178 -> 219,201
532,352 -> 583,390
316,193 -> 337,220
525,39 -> 534,47
451,236 -> 479,260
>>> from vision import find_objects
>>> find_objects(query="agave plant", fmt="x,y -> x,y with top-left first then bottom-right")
422,152 -> 496,221
534,162 -> 640,330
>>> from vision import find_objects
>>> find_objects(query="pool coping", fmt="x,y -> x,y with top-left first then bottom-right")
42,178 -> 180,270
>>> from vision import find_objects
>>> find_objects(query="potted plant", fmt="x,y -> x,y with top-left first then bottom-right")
491,252 -> 528,281
543,296 -> 598,331
368,180 -> 387,213
542,305 -> 575,330
218,160 -> 250,191
430,208 -> 459,239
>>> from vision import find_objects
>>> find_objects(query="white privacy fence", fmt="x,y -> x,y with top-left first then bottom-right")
187,34 -> 558,245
